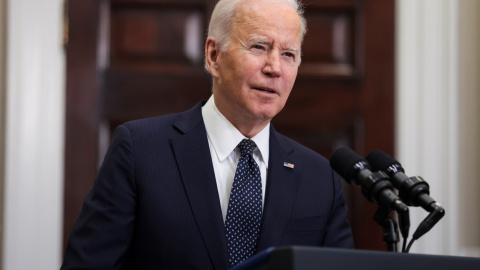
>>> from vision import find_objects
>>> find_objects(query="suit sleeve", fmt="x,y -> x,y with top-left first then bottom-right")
61,125 -> 137,269
323,170 -> 355,248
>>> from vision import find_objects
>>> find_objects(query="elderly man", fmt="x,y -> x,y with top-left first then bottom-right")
61,0 -> 353,269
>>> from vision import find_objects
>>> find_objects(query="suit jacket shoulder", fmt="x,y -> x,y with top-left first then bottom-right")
121,100 -> 206,139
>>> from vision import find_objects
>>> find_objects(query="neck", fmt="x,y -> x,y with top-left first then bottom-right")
234,120 -> 269,139
212,95 -> 270,139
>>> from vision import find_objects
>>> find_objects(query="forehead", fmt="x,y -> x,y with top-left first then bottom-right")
232,0 -> 302,46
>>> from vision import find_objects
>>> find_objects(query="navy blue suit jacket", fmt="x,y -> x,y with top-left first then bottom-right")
62,102 -> 353,269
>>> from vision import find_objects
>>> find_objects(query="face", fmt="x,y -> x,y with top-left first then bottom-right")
207,0 -> 302,130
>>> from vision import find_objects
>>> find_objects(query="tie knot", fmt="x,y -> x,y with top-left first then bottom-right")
238,139 -> 256,156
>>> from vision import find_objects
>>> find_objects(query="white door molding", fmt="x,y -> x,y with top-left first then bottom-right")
3,0 -> 65,269
396,0 -> 480,256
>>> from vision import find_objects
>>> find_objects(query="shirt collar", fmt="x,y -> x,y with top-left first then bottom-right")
201,95 -> 270,167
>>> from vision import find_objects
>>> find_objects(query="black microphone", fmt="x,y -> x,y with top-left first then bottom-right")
365,150 -> 445,240
365,150 -> 443,212
330,147 -> 409,215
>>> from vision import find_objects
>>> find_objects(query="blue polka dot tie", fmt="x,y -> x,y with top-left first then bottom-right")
225,139 -> 263,267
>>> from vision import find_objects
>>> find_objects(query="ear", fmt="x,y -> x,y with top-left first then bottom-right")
205,37 -> 221,78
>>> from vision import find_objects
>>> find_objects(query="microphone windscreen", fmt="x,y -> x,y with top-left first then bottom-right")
365,149 -> 401,171
330,146 -> 367,182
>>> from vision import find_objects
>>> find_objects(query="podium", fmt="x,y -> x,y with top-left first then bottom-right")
232,246 -> 480,270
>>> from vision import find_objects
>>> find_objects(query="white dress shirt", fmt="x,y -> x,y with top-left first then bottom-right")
201,95 -> 270,222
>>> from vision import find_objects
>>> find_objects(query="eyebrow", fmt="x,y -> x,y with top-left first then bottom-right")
284,47 -> 299,52
246,37 -> 270,45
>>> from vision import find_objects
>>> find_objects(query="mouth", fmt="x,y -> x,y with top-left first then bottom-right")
252,87 -> 276,94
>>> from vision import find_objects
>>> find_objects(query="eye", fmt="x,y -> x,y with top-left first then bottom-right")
252,44 -> 265,51
283,52 -> 295,58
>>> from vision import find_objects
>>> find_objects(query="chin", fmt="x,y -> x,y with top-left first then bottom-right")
252,109 -> 281,122
245,101 -> 285,121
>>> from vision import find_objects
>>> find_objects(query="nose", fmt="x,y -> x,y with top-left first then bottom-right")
262,52 -> 282,78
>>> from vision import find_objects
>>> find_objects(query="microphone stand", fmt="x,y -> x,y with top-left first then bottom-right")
358,170 -> 410,252
373,206 -> 399,252
373,201 -> 410,252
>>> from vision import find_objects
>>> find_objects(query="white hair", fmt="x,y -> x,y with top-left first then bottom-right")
205,0 -> 307,70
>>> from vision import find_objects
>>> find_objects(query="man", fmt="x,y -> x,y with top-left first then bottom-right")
61,0 -> 353,269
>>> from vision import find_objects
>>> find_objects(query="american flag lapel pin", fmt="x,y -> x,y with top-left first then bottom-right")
283,162 -> 294,169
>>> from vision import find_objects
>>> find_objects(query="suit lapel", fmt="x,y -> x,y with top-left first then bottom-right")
257,127 -> 301,251
170,103 -> 229,270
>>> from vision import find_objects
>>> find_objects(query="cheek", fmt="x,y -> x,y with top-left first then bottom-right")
243,54 -> 267,70
283,68 -> 298,87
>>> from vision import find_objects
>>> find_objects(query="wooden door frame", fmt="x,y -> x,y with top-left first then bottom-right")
63,0 -> 101,249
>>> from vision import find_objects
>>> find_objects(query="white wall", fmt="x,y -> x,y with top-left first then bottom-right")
456,0 -> 480,256
0,0 -> 6,265
2,0 -> 65,269
396,0 -> 480,256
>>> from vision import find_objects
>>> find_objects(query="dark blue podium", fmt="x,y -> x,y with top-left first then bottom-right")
232,246 -> 480,270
